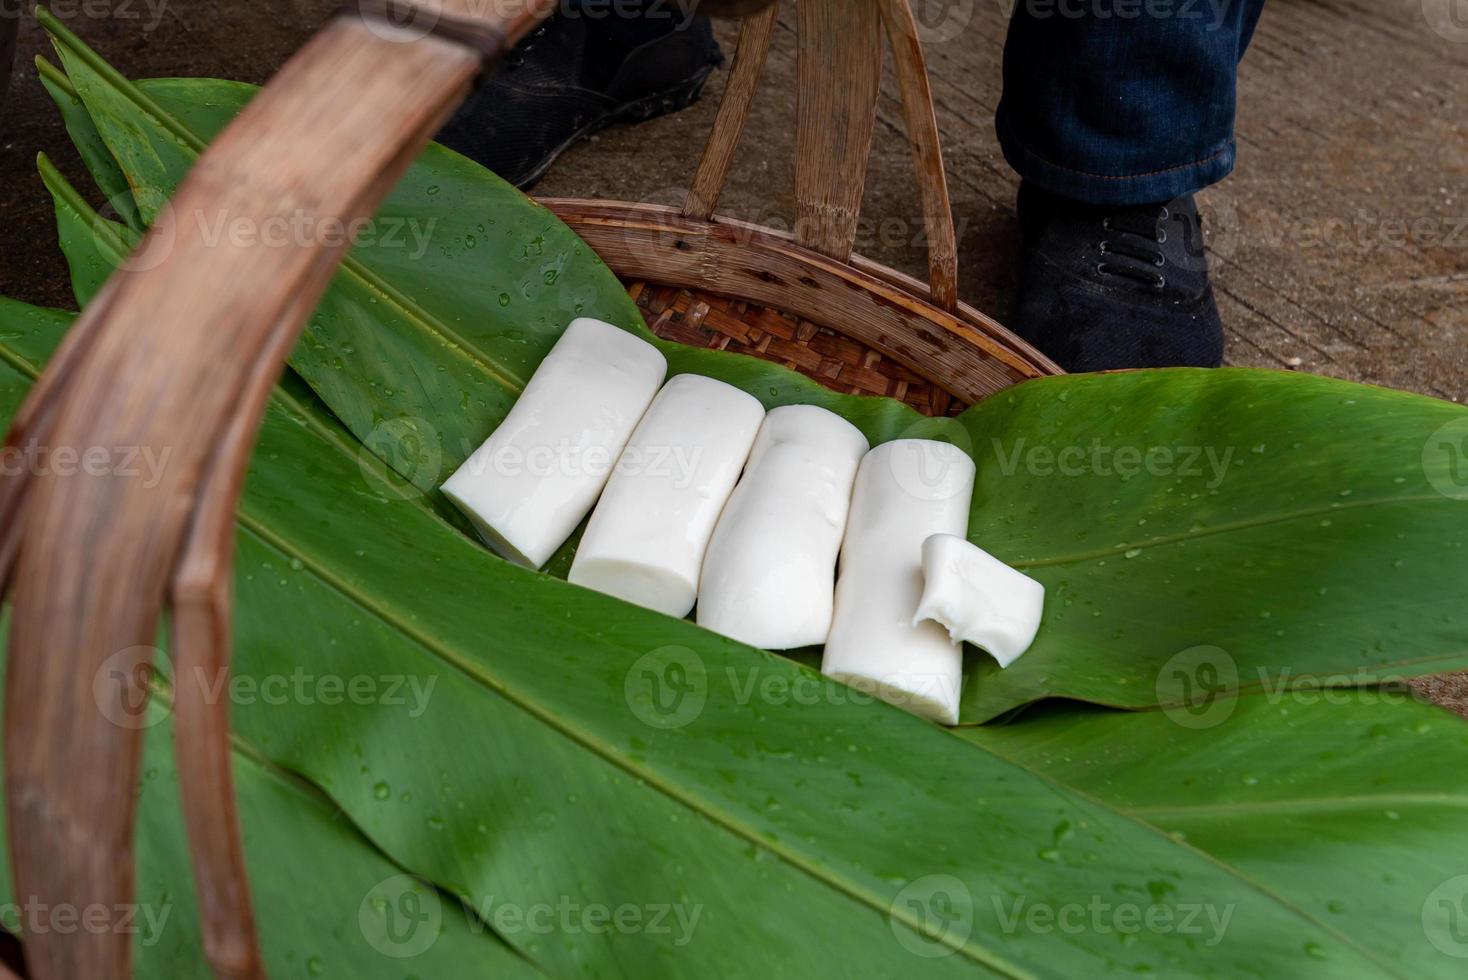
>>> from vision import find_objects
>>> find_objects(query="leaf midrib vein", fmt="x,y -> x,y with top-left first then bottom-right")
38,156 -> 478,548
47,17 -> 528,395
144,677 -> 550,976
935,720 -> 1405,979
233,508 -> 1032,977
1124,792 -> 1468,818
1011,494 -> 1450,570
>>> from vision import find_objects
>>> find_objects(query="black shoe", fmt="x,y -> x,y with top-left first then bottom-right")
1012,182 -> 1225,372
435,11 -> 723,188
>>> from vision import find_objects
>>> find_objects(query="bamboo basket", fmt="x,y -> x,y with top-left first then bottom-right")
0,1 -> 1059,977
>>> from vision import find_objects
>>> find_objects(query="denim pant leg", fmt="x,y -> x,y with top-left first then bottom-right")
996,0 -> 1267,205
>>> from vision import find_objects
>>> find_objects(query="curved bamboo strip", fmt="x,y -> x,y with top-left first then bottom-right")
879,0 -> 959,312
168,289 -> 322,980
1,3 -> 554,976
683,4 -> 778,220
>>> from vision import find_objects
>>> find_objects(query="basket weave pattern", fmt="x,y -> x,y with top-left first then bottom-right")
632,281 -> 966,416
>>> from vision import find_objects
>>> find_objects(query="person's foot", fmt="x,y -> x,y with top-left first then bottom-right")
435,11 -> 723,188
1011,183 -> 1224,372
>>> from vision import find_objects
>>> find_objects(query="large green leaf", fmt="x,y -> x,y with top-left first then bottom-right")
16,21 -> 1468,975
0,299 -> 539,980
8,293 -> 1468,979
0,296 -> 1438,976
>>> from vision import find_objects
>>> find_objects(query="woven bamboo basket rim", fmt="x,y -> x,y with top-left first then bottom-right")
544,200 -> 1061,413
0,1 -> 1058,978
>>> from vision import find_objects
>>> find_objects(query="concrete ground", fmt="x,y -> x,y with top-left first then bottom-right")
541,0 -> 1468,402
0,0 -> 1463,707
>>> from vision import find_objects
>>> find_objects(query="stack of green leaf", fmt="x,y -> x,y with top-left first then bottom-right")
3,11 -> 1467,977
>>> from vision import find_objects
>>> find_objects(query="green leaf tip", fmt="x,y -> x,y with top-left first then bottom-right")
33,5 -> 67,37
33,53 -> 73,95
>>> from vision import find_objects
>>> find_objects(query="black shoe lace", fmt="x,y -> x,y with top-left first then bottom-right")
1097,205 -> 1169,290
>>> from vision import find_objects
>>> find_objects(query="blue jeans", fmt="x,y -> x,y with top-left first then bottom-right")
997,0 -> 1267,205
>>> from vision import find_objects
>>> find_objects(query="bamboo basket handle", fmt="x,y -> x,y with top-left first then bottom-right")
683,0 -> 960,311
0,2 -> 555,977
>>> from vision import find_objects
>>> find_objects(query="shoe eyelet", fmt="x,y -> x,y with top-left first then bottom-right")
1099,240 -> 1112,255
1096,262 -> 1110,277
1153,275 -> 1167,290
1156,228 -> 1168,245
1159,206 -> 1170,220
1153,255 -> 1165,267
1101,217 -> 1112,231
